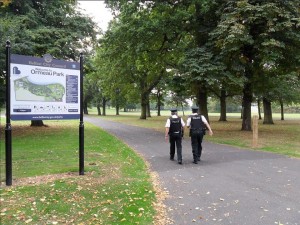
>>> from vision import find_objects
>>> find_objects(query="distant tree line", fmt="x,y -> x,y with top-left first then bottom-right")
88,0 -> 300,130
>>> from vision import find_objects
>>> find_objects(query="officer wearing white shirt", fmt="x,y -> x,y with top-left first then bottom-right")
186,106 -> 213,164
165,108 -> 185,164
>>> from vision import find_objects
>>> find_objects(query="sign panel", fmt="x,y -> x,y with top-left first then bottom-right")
10,54 -> 80,120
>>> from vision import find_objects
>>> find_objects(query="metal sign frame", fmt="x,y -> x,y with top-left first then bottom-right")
5,41 -> 85,186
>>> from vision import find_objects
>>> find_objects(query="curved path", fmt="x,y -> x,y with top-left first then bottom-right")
85,116 -> 300,225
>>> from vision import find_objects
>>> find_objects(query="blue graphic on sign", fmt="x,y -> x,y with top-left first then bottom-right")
13,67 -> 21,75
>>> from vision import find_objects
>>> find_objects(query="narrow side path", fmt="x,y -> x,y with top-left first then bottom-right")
85,116 -> 300,225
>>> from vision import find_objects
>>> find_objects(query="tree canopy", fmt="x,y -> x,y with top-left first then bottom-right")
0,0 -> 99,108
2,0 -> 299,130
94,0 -> 299,130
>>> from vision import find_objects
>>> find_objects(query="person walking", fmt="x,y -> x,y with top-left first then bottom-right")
187,106 -> 213,164
165,108 -> 185,164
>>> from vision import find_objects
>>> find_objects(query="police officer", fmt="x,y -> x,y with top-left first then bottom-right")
187,106 -> 213,164
165,108 -> 185,164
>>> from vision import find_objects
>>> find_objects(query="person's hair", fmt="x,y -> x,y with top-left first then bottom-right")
192,109 -> 198,113
171,111 -> 177,115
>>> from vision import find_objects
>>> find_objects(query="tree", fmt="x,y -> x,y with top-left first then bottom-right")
150,87 -> 165,116
97,1 -> 185,119
210,0 -> 300,130
164,74 -> 191,116
0,0 -> 98,125
101,0 -> 299,127
276,72 -> 300,120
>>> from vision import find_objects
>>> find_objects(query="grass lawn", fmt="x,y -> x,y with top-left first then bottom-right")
87,108 -> 300,158
0,108 -> 299,224
0,120 -> 166,224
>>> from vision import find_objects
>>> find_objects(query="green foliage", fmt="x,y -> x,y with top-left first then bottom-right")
210,0 -> 300,84
0,0 -> 99,106
98,0 -> 300,124
96,1 -> 192,118
206,0 -> 300,128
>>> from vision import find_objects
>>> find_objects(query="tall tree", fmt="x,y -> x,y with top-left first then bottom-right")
97,1 -> 185,119
102,0 -> 300,127
210,0 -> 300,130
0,0 -> 98,124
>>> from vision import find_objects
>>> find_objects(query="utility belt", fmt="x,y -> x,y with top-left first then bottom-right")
189,128 -> 206,136
169,131 -> 182,138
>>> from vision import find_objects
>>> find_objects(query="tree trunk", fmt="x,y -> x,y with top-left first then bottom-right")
102,98 -> 107,116
140,92 -> 147,119
263,97 -> 274,124
116,105 -> 119,115
196,84 -> 209,123
31,120 -> 44,126
97,104 -> 101,116
257,99 -> 262,120
146,95 -> 151,118
241,39 -> 255,130
280,99 -> 284,121
241,82 -> 252,131
219,89 -> 227,121
240,107 -> 243,119
83,102 -> 88,114
157,104 -> 161,116
157,91 -> 161,116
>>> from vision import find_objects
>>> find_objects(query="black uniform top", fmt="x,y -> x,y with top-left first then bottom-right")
169,117 -> 182,133
189,114 -> 205,129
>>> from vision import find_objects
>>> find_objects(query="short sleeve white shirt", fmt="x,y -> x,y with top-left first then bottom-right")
165,115 -> 185,128
186,113 -> 208,127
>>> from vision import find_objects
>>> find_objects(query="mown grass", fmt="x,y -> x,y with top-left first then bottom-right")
0,120 -> 156,224
87,109 -> 300,158
0,109 -> 299,224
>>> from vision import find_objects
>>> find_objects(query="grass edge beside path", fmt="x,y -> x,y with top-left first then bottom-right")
85,112 -> 300,159
0,120 -> 170,225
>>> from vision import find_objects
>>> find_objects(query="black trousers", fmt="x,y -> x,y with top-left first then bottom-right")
169,133 -> 182,161
190,131 -> 204,161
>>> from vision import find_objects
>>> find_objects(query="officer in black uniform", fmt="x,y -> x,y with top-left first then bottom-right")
165,108 -> 185,164
187,106 -> 213,164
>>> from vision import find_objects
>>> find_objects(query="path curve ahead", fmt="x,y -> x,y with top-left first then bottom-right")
85,116 -> 300,225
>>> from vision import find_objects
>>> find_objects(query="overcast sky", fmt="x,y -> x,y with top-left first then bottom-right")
77,0 -> 113,31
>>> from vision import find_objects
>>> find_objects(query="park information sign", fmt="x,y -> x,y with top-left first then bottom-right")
10,54 -> 80,120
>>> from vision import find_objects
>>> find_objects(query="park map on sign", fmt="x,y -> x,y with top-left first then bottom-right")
14,76 -> 65,102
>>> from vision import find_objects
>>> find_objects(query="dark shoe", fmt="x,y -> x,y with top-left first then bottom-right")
170,156 -> 174,161
178,160 -> 182,164
193,160 -> 198,164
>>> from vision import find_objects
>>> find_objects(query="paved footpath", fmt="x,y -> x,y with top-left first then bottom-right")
85,116 -> 300,225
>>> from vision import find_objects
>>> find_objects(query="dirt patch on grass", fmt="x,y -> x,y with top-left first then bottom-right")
9,124 -> 72,138
0,172 -> 79,188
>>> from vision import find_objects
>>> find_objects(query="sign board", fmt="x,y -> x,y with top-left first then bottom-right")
10,54 -> 80,120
